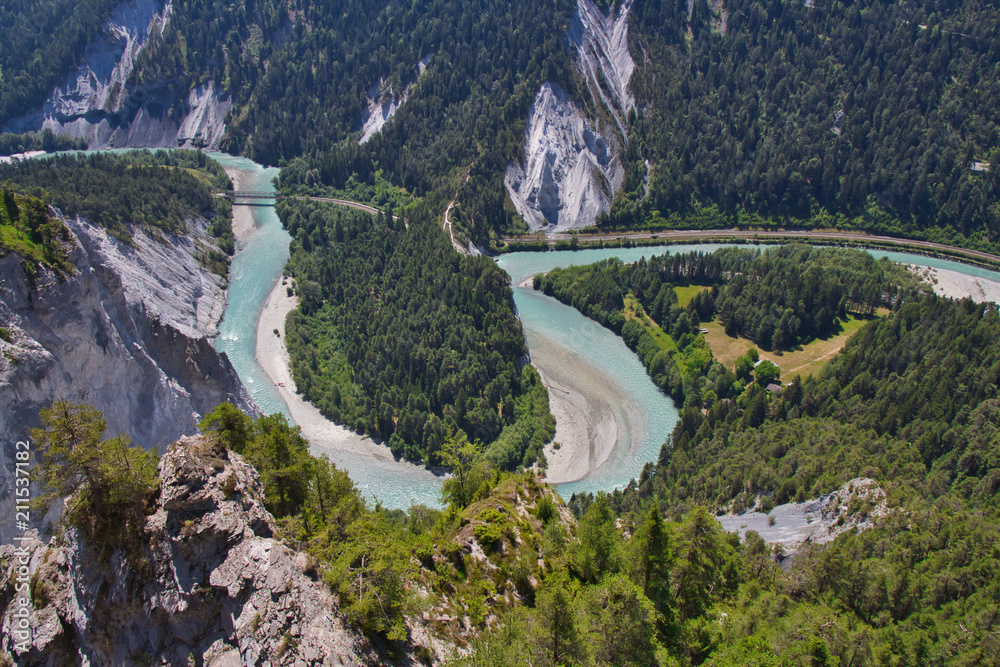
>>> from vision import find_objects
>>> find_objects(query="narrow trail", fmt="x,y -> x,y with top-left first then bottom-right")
442,201 -> 466,254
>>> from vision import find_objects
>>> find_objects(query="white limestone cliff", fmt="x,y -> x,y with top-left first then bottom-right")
4,0 -> 232,150
0,211 -> 255,543
505,0 -> 636,232
504,82 -> 624,232
569,0 -> 636,134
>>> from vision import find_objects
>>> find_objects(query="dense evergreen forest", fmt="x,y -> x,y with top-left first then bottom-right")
534,245 -> 920,405
127,0 -> 579,238
511,249 -> 999,665
7,0 -> 1000,249
278,198 -> 554,468
0,150 -> 233,268
581,292 -> 1000,666
712,245 -> 918,348
0,0 -> 120,127
0,128 -> 87,157
616,0 -> 1000,252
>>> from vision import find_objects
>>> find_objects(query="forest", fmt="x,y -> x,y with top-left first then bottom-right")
0,0 -> 121,127
7,1 -> 1000,251
0,128 -> 87,157
278,198 -> 554,469
585,292 -> 1000,666
0,186 -> 73,276
40,300 -> 1000,667
0,150 -> 234,268
516,248 -> 1000,665
613,0 -> 1000,252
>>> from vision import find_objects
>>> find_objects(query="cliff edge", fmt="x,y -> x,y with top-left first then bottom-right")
0,435 -> 379,665
0,210 -> 255,542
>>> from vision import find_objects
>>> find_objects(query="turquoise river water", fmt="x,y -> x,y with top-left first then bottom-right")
29,149 -> 1000,508
206,155 -> 1000,509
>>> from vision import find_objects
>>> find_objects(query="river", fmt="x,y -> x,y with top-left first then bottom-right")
26,149 -> 1000,508
206,155 -> 1000,510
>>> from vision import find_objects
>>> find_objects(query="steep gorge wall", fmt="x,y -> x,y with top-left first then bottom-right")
505,0 -> 636,232
4,0 -> 232,150
0,212 -> 255,543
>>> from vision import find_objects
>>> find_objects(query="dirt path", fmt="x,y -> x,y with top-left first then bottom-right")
442,201 -> 466,254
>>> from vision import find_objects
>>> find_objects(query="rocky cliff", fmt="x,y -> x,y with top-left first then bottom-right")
505,0 -> 635,232
569,0 -> 635,136
0,435 -> 380,665
3,0 -> 232,150
504,82 -> 624,232
357,56 -> 432,145
0,210 -> 255,543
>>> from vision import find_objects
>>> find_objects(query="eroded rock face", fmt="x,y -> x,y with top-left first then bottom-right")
504,82 -> 624,232
0,212 -> 255,542
505,0 -> 636,232
717,478 -> 891,551
4,0 -> 232,150
0,436 -> 380,665
357,56 -> 431,145
569,0 -> 636,134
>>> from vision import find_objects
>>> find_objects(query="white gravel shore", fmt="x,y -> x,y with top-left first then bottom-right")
254,277 -> 433,467
913,265 -> 1000,303
530,330 -> 627,485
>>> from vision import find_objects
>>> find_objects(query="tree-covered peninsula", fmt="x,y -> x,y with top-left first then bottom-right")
277,198 -> 554,468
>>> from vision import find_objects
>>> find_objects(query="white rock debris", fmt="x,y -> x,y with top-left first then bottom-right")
717,478 -> 890,552
358,55 -> 432,144
569,0 -> 636,127
505,0 -> 636,232
5,0 -> 232,150
504,82 -> 624,232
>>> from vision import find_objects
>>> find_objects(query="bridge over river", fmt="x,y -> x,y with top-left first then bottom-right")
219,191 -> 385,217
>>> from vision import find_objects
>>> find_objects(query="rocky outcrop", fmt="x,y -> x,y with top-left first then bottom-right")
569,0 -> 636,136
505,0 -> 636,232
0,211 -> 255,543
504,82 -> 624,232
357,56 -> 431,144
717,478 -> 891,551
4,0 -> 233,150
0,435 -> 380,665
358,80 -> 409,145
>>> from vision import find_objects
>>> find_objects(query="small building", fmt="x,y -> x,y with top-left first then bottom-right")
766,383 -> 784,394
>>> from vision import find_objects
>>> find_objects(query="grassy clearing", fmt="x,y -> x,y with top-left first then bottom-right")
704,314 -> 878,379
624,295 -> 677,353
673,284 -> 711,308
0,224 -> 45,264
1,190 -> 74,273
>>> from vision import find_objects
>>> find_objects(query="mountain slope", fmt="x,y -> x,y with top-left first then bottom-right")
0,434 -> 379,665
0,154 -> 252,542
9,0 -> 1000,248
